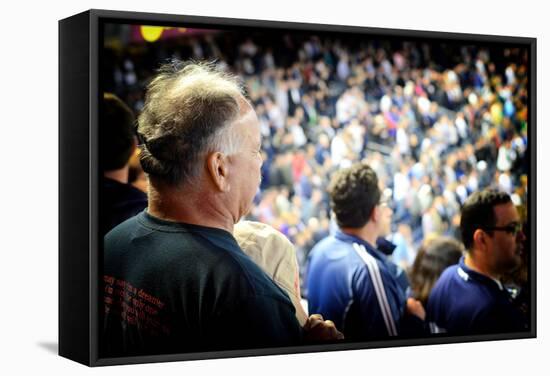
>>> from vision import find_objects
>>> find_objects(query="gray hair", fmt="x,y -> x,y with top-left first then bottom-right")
137,60 -> 246,186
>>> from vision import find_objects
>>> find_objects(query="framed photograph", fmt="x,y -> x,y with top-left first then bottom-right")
59,8 -> 536,366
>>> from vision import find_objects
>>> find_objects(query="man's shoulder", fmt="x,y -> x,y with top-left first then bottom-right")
105,215 -> 237,273
429,264 -> 495,313
311,234 -> 340,248
310,235 -> 354,259
104,213 -> 143,243
429,264 -> 466,295
105,213 -> 190,250
104,216 -> 288,301
437,264 -> 461,285
223,247 -> 293,300
428,265 -> 461,307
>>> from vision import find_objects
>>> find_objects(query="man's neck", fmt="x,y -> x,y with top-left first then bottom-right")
464,252 -> 500,280
104,167 -> 129,184
340,225 -> 378,247
147,183 -> 235,233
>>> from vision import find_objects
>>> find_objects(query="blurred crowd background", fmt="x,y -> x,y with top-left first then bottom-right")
103,24 -> 529,296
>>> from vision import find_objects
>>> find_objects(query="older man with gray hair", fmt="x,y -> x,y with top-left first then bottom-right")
102,61 -> 339,357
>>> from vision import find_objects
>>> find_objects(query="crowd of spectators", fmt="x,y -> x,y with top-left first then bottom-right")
103,27 -> 529,294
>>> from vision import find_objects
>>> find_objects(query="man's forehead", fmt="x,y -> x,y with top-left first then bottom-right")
493,202 -> 520,224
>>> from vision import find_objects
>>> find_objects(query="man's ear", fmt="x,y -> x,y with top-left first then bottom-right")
370,206 -> 379,224
206,152 -> 230,192
473,229 -> 487,250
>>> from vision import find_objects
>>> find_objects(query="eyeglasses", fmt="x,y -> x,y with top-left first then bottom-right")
482,223 -> 523,237
378,197 -> 390,207
378,188 -> 393,208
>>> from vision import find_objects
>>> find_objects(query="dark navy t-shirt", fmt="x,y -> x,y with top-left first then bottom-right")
102,210 -> 302,357
426,257 -> 527,335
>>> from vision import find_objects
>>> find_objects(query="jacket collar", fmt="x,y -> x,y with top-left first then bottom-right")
334,230 -> 387,262
376,237 -> 397,255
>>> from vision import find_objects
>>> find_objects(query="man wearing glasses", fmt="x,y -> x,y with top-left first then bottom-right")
426,189 -> 528,334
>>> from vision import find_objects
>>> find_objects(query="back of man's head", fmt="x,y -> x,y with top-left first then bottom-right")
328,163 -> 380,228
101,93 -> 136,172
460,189 -> 512,251
137,60 -> 246,187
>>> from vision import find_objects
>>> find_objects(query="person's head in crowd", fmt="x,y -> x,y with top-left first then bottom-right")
136,60 -> 263,231
101,92 -> 137,182
460,189 -> 525,278
234,220 -> 308,326
409,236 -> 464,306
328,162 -> 392,246
100,92 -> 148,237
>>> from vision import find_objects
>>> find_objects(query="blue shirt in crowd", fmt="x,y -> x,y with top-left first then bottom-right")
426,256 -> 527,335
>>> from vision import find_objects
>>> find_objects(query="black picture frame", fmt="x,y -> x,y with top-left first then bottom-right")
59,8 -> 536,367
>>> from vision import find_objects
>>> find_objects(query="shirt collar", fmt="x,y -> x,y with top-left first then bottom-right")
458,256 -> 504,291
139,210 -> 242,252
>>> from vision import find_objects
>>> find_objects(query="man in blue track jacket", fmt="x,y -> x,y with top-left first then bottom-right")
306,163 -> 425,340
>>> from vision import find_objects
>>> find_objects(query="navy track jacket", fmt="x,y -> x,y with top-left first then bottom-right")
306,230 -> 408,340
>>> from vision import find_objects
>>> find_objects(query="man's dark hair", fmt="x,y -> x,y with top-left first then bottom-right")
460,190 -> 512,250
328,163 -> 380,228
137,60 -> 245,186
101,93 -> 136,172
